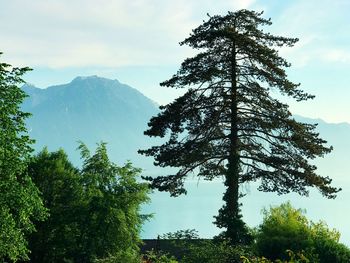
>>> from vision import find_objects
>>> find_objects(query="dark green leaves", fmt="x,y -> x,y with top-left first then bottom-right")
28,144 -> 150,262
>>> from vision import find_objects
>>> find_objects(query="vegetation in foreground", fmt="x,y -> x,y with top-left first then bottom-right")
0,53 -> 47,262
27,144 -> 150,263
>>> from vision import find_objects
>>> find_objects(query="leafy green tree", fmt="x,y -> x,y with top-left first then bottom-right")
27,148 -> 82,262
254,202 -> 350,262
254,202 -> 313,260
27,144 -> 150,262
0,53 -> 47,261
77,142 -> 150,262
139,10 -> 339,243
309,221 -> 350,263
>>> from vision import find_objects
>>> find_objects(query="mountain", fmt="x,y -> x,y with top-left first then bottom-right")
22,76 -> 159,170
21,76 -> 350,245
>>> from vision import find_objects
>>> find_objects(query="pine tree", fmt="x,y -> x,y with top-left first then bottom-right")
139,10 -> 340,244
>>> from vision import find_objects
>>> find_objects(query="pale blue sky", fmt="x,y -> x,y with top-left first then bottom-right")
1,0 -> 349,123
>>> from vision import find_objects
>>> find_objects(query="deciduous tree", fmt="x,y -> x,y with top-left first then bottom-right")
255,202 -> 350,262
0,52 -> 47,261
27,148 -> 82,262
27,144 -> 150,262
78,142 -> 151,262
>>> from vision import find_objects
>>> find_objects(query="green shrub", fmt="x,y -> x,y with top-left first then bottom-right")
157,230 -> 254,263
313,235 -> 350,263
241,250 -> 310,263
254,202 -> 313,260
181,240 -> 252,263
254,202 -> 350,263
143,249 -> 179,263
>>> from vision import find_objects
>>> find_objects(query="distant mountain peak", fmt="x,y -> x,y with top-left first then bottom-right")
22,83 -> 38,89
73,75 -> 99,81
71,75 -> 120,84
21,75 -> 160,164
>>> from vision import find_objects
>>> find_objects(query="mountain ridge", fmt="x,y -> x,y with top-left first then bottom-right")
21,75 -> 160,169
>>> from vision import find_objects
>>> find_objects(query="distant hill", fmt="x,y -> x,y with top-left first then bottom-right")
22,76 -> 159,171
21,76 -> 350,245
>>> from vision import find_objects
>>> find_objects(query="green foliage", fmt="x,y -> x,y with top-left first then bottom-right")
181,240 -> 251,263
241,250 -> 310,263
27,148 -> 82,262
160,229 -> 200,240
148,218 -> 350,263
143,250 -> 179,263
78,142 -> 151,262
0,53 -> 47,261
156,230 -> 254,263
254,202 -> 350,262
310,222 -> 350,263
92,251 -> 141,263
27,144 -> 150,262
139,10 -> 338,243
254,202 -> 313,260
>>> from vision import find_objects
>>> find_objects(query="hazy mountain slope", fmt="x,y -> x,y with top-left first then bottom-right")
22,76 -> 159,169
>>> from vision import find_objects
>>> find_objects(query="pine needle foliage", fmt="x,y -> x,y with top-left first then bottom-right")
139,10 -> 340,244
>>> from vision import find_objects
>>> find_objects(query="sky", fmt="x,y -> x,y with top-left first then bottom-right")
0,0 -> 349,123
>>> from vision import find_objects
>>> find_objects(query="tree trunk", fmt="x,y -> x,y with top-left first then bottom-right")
226,38 -> 241,242
215,36 -> 250,244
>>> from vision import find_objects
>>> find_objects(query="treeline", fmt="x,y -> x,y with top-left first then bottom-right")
26,144 -> 149,262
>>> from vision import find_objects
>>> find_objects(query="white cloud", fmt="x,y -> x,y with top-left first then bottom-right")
2,0 -> 349,69
266,0 -> 350,67
0,0 -> 256,68
323,49 -> 350,63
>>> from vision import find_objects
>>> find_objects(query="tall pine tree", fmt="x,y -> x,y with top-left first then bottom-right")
139,10 -> 340,244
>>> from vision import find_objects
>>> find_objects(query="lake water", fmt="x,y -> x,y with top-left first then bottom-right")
142,179 -> 350,246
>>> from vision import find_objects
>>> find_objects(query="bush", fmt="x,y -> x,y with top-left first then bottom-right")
28,144 -> 151,262
181,240 -> 252,263
254,202 -> 350,263
312,233 -> 350,263
254,202 -> 313,260
143,250 -> 179,263
156,230 -> 255,263
241,250 -> 310,263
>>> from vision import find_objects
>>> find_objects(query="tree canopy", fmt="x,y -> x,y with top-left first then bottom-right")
78,142 -> 151,262
27,144 -> 150,262
139,10 -> 340,243
27,148 -> 82,262
0,52 -> 47,261
255,202 -> 350,262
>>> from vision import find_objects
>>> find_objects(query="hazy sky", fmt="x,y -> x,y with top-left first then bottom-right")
1,0 -> 349,123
